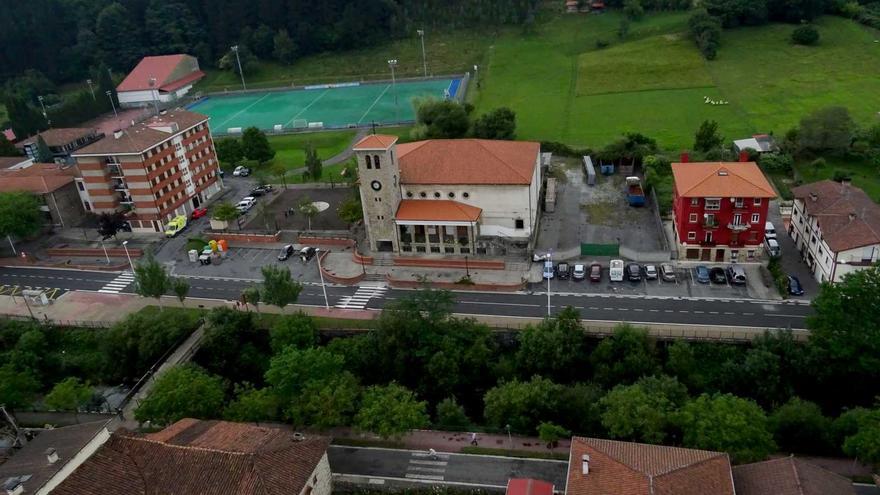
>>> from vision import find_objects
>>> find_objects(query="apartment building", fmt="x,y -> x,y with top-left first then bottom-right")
72,110 -> 222,233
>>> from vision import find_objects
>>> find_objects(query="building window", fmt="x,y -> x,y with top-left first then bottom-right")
688,213 -> 697,223
365,155 -> 372,169
747,250 -> 755,260
690,198 -> 699,206
373,154 -> 381,169
734,198 -> 744,208
434,192 -> 441,198
76,181 -> 85,191
751,213 -> 760,223
430,246 -> 441,253
705,199 -> 721,211
83,201 -> 91,211
753,198 -> 762,206
687,231 -> 696,240
515,219 -> 525,229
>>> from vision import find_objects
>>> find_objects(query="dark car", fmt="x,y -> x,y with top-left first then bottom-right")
251,185 -> 273,196
300,246 -> 317,262
626,263 -> 641,282
277,244 -> 294,261
695,265 -> 710,284
556,262 -> 571,280
787,275 -> 805,296
709,267 -> 727,284
589,262 -> 602,282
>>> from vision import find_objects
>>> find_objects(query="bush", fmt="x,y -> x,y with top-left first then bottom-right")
596,39 -> 610,49
832,169 -> 852,182
792,25 -> 820,46
689,10 -> 722,60
185,237 -> 208,253
810,157 -> 826,170
758,153 -> 793,173
539,141 -> 592,158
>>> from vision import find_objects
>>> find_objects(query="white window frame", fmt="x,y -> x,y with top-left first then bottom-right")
753,198 -> 762,206
690,198 -> 699,206
705,198 -> 721,211
751,213 -> 760,224
734,198 -> 744,208
689,213 -> 698,223
687,231 -> 697,241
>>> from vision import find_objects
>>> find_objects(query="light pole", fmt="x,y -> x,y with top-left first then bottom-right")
387,59 -> 399,122
315,248 -> 330,310
417,29 -> 427,78
86,79 -> 95,100
464,255 -> 470,278
505,424 -> 512,451
148,76 -> 160,115
100,239 -> 110,264
37,95 -> 47,119
231,45 -> 247,90
106,90 -> 118,118
546,252 -> 552,316
121,240 -> 136,275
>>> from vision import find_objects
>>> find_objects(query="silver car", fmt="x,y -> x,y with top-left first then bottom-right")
572,264 -> 586,281
644,264 -> 658,280
660,263 -> 676,282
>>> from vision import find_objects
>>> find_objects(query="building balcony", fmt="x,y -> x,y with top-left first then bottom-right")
106,164 -> 124,177
727,222 -> 749,232
703,221 -> 719,229
700,240 -> 717,247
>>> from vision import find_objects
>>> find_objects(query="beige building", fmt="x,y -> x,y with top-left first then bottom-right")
354,135 -> 542,256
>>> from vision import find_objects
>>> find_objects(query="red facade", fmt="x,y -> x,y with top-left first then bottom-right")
673,191 -> 770,248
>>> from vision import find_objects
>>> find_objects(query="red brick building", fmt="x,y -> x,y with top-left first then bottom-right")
671,161 -> 776,262
72,110 -> 222,233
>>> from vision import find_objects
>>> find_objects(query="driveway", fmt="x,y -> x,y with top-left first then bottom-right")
767,200 -> 818,299
170,246 -> 322,284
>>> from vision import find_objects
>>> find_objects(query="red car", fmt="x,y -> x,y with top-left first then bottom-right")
191,207 -> 208,219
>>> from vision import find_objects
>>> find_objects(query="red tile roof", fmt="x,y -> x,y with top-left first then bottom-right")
73,110 -> 208,155
733,456 -> 856,495
397,139 -> 540,185
396,199 -> 482,222
508,478 -> 555,495
18,128 -> 96,148
565,437 -> 735,495
792,180 -> 880,252
53,419 -> 330,495
0,163 -> 77,194
0,156 -> 32,170
353,134 -> 399,150
671,162 -> 776,198
117,54 -> 205,92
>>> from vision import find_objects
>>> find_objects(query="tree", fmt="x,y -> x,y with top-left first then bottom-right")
96,211 -> 128,239
304,144 -> 322,180
0,364 -> 40,410
212,201 -> 240,223
215,138 -> 244,166
250,24 -> 276,59
337,195 -> 363,225
270,313 -> 318,353
134,364 -> 225,425
472,107 -> 516,140
797,106 -> 854,156
618,18 -> 631,39
287,372 -> 361,428
694,120 -> 724,152
355,383 -> 429,439
224,384 -> 279,424
171,277 -> 190,306
0,134 -> 19,157
265,346 -> 344,398
484,376 -> 564,433
133,255 -> 170,309
197,308 -> 268,383
600,375 -> 689,444
0,192 -> 43,245
260,265 -> 302,310
841,408 -> 880,465
44,377 -> 92,422
689,10 -> 722,60
791,25 -> 819,46
5,95 -> 47,138
678,393 -> 776,463
96,63 -> 117,109
435,397 -> 470,430
298,196 -> 319,231
273,29 -> 298,64
516,306 -> 586,382
218,44 -> 257,76
241,127 -> 275,163
537,422 -> 571,448
144,0 -> 206,56
590,324 -> 659,387
241,286 -> 261,313
271,163 -> 289,189
623,0 -> 645,20
769,397 -> 832,454
95,3 -> 143,71
414,99 -> 470,139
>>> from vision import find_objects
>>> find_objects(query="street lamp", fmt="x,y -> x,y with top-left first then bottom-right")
148,76 -> 160,115
121,240 -> 136,275
86,79 -> 95,100
505,424 -> 512,451
100,239 -> 110,264
231,45 -> 247,90
315,248 -> 330,310
545,252 -> 552,316
416,29 -> 428,78
106,90 -> 118,118
37,95 -> 47,118
464,255 -> 470,278
387,59 -> 399,122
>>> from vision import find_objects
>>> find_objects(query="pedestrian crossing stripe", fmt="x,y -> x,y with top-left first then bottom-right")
335,284 -> 387,310
98,271 -> 135,294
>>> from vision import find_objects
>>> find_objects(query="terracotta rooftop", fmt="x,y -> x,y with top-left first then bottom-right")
53,419 -> 330,495
72,110 -> 208,156
733,456 -> 856,495
397,139 -> 540,185
395,199 -> 483,222
0,163 -> 78,194
0,156 -> 32,169
671,162 -> 776,198
117,54 -> 205,92
17,128 -> 96,148
565,437 -> 735,495
792,180 -> 880,252
353,134 -> 399,150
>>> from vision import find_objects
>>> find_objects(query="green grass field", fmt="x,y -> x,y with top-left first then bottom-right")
794,157 -> 880,202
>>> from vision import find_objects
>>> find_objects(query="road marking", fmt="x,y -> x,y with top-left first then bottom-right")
357,85 -> 392,124
333,473 -> 507,491
763,313 -> 807,318
98,271 -> 134,294
459,300 -> 540,308
407,466 -> 447,473
368,479 -> 385,485
216,93 -> 272,129
405,474 -> 445,481
336,284 -> 387,310
409,460 -> 448,466
286,89 -> 331,127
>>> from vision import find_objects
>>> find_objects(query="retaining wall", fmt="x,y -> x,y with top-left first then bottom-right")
206,231 -> 281,243
387,274 -> 526,292
392,257 -> 506,270
46,247 -> 144,258
318,251 -> 365,285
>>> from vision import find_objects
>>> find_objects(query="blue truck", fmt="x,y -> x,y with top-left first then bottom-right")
625,176 -> 646,207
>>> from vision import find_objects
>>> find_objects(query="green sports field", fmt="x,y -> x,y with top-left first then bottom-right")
189,78 -> 459,135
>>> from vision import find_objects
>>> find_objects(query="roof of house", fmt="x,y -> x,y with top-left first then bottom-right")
734,135 -> 776,153
671,162 -> 776,198
732,456 -> 856,495
353,134 -> 399,150
0,421 -> 107,495
566,437 -> 735,495
395,199 -> 483,222
396,139 -> 540,185
72,110 -> 208,156
117,54 -> 205,93
0,163 -> 78,194
507,478 -> 554,495
0,156 -> 32,170
791,180 -> 880,252
2,129 -> 15,142
52,419 -> 330,495
17,128 -> 96,148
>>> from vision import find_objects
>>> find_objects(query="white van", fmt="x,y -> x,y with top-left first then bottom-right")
609,259 -> 624,282
765,237 -> 781,257
764,221 -> 777,240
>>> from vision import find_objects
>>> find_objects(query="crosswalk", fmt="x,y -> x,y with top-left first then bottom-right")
98,271 -> 135,294
405,451 -> 449,481
335,284 -> 387,310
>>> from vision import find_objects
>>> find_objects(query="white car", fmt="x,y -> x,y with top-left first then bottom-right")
764,221 -> 777,240
609,259 -> 624,282
232,165 -> 250,177
644,264 -> 658,280
235,197 -> 256,212
572,264 -> 586,281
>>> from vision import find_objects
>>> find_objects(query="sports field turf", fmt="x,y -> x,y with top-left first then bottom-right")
189,78 -> 459,135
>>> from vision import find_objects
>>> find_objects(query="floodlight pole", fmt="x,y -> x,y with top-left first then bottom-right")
86,79 -> 95,100
417,29 -> 427,78
388,59 -> 399,122
106,90 -> 118,118
148,76 -> 160,116
37,95 -> 47,119
232,45 -> 247,90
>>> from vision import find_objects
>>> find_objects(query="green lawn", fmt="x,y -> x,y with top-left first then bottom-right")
793,157 -> 880,202
258,130 -> 357,183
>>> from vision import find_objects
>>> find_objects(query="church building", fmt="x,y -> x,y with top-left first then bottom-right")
353,135 -> 542,256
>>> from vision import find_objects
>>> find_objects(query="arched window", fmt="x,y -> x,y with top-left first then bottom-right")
365,155 -> 372,169
373,154 -> 381,169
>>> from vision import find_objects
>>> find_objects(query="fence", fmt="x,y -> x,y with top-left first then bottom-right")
581,243 -> 619,256
619,245 -> 672,263
648,186 -> 671,254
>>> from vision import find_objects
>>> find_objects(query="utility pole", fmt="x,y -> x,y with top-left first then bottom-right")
546,252 -> 552,316
417,29 -> 428,78
37,95 -> 48,121
388,59 -> 399,122
232,45 -> 247,90
86,79 -> 95,100
106,90 -> 118,118
148,76 -> 160,116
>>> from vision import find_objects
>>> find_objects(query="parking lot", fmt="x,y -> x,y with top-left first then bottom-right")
170,245 -> 323,284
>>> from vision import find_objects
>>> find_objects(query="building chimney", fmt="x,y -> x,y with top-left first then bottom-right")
582,454 -> 590,475
45,447 -> 58,464
113,130 -> 123,139
849,212 -> 857,222
810,192 -> 818,202
738,150 -> 749,162
680,151 -> 689,163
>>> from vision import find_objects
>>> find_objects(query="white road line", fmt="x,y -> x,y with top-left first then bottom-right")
763,313 -> 807,318
216,93 -> 272,129
357,84 -> 392,124
285,89 -> 331,127
405,474 -> 445,481
407,466 -> 447,473
409,460 -> 448,466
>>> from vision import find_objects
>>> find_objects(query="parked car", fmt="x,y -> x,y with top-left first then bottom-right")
644,264 -> 658,280
164,215 -> 187,237
787,275 -> 805,296
236,197 -> 256,212
709,266 -> 727,284
695,265 -> 710,284
542,260 -> 555,279
764,221 -> 777,240
572,264 -> 586,281
626,263 -> 642,282
609,259 -> 624,282
765,237 -> 781,257
233,165 -> 250,177
300,246 -> 317,262
557,262 -> 571,280
589,262 -> 602,282
250,185 -> 273,196
190,207 -> 208,219
660,263 -> 676,282
277,244 -> 294,261
726,264 -> 747,285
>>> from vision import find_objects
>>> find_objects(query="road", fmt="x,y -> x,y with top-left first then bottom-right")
328,445 -> 569,489
0,266 -> 813,329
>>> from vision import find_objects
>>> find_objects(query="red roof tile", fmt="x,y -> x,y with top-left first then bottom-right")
117,54 -> 204,92
397,139 -> 540,185
17,128 -> 96,148
733,456 -> 856,495
73,110 -> 208,155
672,162 -> 776,198
792,180 -> 880,252
0,163 -> 77,194
353,134 -> 399,150
395,199 -> 482,222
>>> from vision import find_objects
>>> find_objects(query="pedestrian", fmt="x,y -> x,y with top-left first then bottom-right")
428,448 -> 438,460
470,432 -> 478,446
